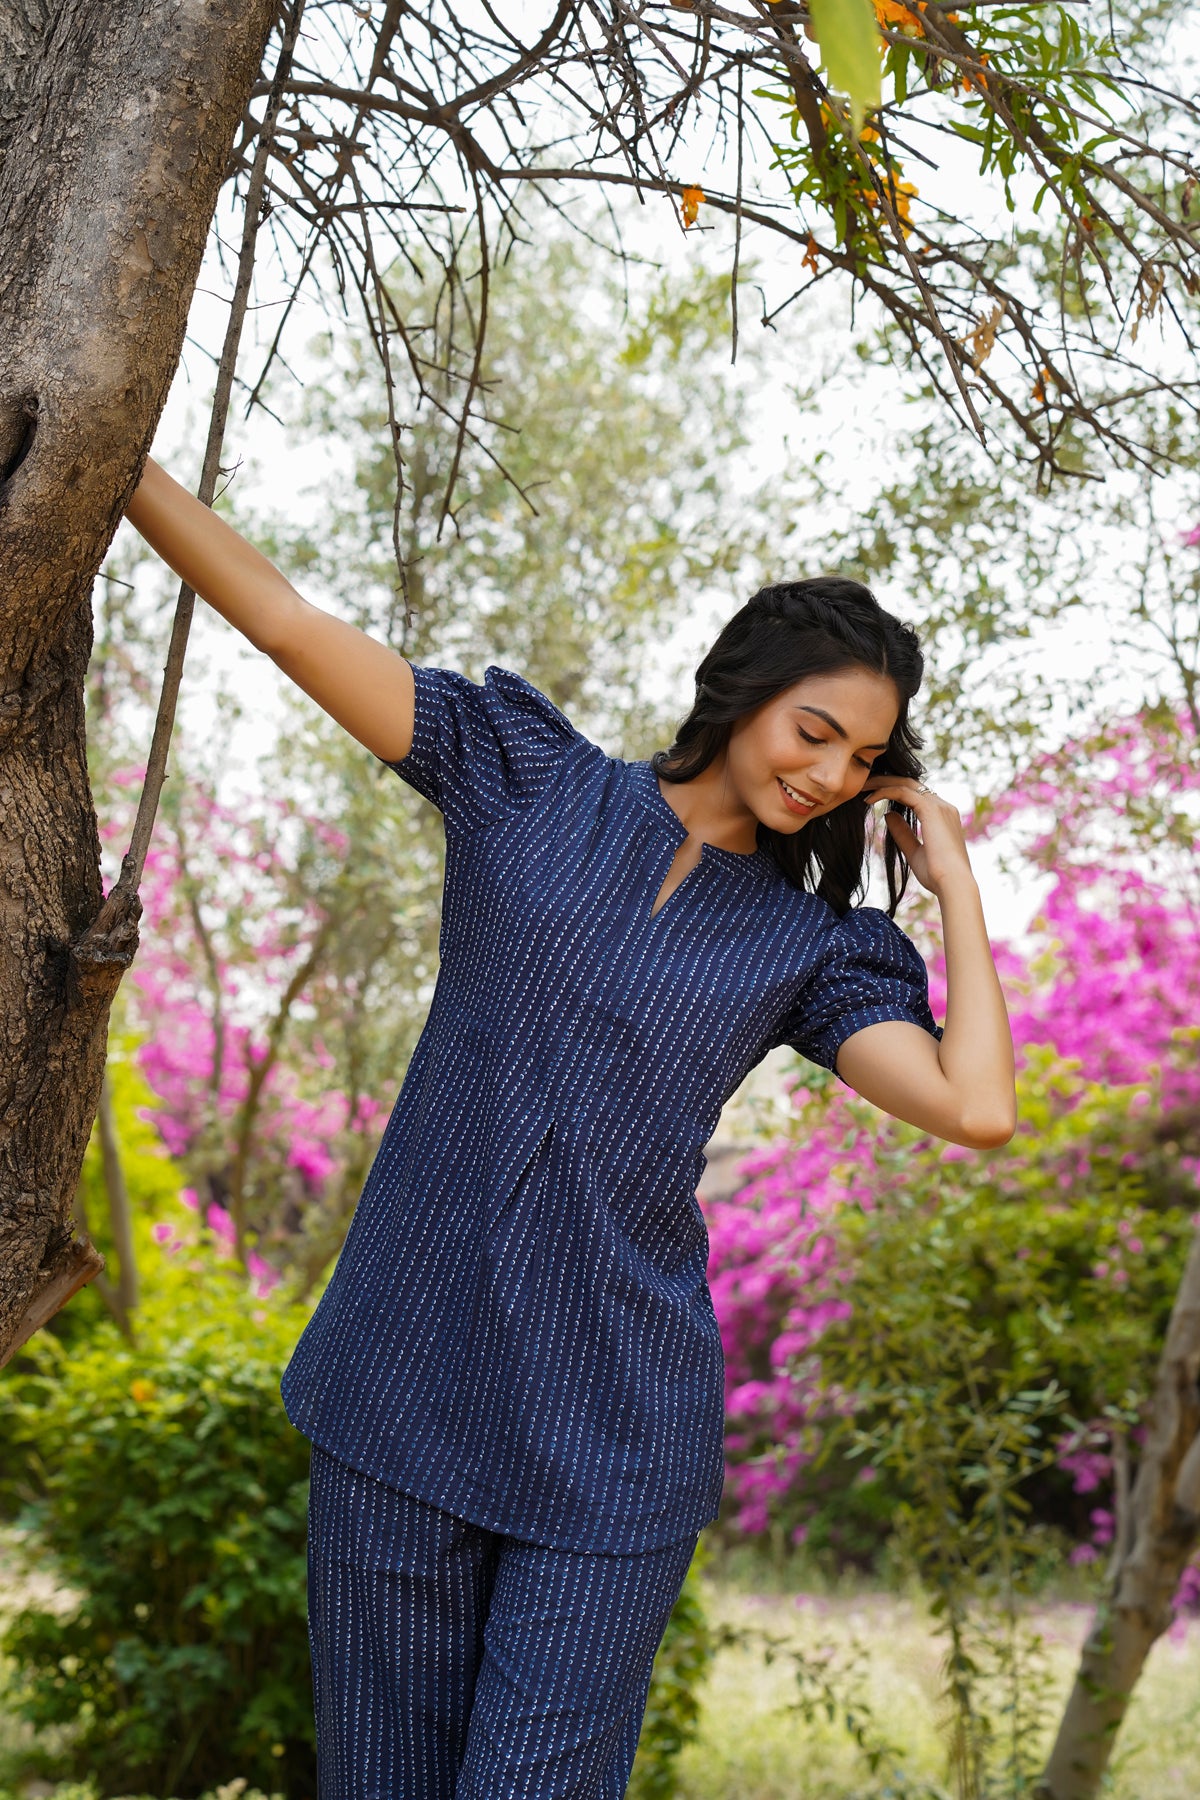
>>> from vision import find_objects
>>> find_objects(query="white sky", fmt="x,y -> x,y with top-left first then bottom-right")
109,4 -> 1199,957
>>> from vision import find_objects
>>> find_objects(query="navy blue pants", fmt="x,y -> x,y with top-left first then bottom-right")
307,1446 -> 699,1799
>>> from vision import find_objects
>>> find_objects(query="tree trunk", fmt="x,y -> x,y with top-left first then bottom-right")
1036,1226 -> 1200,1798
0,0 -> 276,1367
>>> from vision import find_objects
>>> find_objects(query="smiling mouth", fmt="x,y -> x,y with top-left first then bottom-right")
777,777 -> 819,815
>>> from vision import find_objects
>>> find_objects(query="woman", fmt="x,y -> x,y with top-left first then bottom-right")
125,456 -> 1015,1800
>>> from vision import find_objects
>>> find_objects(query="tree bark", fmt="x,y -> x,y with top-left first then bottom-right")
1036,1226 -> 1200,1798
0,0 -> 277,1366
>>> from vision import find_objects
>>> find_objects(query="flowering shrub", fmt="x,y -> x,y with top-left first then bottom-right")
151,1187 -> 282,1301
968,704 -> 1200,1124
705,701 -> 1200,1573
704,1087 -> 874,1546
96,771 -> 413,1286
0,1273 -> 316,1798
706,1052 -> 1195,1561
135,789 -> 382,1175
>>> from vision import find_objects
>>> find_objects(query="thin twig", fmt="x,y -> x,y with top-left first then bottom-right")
97,1 -> 307,920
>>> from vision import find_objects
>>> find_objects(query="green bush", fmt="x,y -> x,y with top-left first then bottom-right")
808,1050 -> 1199,1788
0,1204 -> 719,1800
628,1537 -> 715,1800
820,1052 -> 1194,1560
0,1784 -> 279,1800
0,1279 -> 315,1800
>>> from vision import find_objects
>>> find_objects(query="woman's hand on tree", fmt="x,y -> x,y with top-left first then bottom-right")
125,457 -> 416,764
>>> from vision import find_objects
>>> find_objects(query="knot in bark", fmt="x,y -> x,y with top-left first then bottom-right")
68,882 -> 142,1015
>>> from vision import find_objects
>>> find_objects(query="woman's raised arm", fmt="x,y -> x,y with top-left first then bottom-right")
124,457 -> 416,764
837,773 -> 1017,1149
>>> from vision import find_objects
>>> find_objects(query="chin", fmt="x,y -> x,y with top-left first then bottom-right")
770,808 -> 813,836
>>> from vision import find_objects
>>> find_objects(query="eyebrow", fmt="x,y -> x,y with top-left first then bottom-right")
796,705 -> 889,751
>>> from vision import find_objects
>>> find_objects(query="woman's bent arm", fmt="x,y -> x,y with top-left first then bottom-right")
836,773 -> 1018,1150
124,457 -> 415,763
836,868 -> 1017,1149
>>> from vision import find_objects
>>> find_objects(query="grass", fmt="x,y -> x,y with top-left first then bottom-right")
5,1530 -> 1200,1799
678,1567 -> 1200,1799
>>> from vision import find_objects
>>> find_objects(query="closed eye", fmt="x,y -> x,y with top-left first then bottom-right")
798,729 -> 876,772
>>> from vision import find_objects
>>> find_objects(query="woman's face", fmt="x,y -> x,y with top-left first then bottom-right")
725,666 -> 902,833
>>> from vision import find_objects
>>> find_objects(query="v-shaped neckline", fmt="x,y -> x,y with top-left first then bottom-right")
629,760 -> 767,868
648,840 -> 704,920
628,761 -> 771,924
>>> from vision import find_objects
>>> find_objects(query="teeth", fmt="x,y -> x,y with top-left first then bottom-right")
781,779 -> 814,808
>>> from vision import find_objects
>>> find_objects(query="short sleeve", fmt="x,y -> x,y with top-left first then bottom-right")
385,663 -> 588,836
779,904 -> 944,1085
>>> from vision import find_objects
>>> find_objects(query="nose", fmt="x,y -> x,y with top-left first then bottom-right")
807,752 -> 854,798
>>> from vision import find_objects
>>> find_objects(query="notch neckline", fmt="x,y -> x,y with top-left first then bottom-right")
631,761 -> 765,865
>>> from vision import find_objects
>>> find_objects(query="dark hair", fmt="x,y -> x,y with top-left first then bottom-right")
652,576 -> 930,917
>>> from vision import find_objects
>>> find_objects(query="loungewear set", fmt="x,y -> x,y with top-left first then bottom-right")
281,663 -> 944,1798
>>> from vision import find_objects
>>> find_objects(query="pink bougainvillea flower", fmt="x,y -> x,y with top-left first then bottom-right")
247,1248 -> 282,1299
705,701 -> 1200,1542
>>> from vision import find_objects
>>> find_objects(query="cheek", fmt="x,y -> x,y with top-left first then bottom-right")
733,726 -> 787,783
765,723 -> 806,769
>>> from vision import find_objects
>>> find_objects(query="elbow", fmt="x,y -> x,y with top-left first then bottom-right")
256,585 -> 309,662
954,1103 -> 1018,1151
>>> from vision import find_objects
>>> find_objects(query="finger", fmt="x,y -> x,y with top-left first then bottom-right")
884,811 -> 921,855
867,786 -> 932,809
863,778 -> 929,797
866,788 -> 925,810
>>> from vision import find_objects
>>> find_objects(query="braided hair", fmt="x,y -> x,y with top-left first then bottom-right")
651,577 -> 930,918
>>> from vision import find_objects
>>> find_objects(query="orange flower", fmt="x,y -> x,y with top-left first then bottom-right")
955,48 -> 990,93
856,174 -> 920,235
130,1379 -> 156,1404
873,0 -> 926,34
680,185 -> 704,228
819,101 -> 879,142
873,0 -> 964,45
888,179 -> 919,234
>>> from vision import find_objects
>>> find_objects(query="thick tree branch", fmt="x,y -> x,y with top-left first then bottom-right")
1037,1226 -> 1200,1799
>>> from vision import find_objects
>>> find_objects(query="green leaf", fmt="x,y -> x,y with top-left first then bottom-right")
809,0 -> 882,134
893,40 -> 909,107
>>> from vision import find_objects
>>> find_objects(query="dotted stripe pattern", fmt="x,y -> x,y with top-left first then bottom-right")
307,1443 -> 698,1800
282,664 -> 944,1553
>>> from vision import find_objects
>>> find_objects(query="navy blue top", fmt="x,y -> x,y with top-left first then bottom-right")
281,663 -> 944,1552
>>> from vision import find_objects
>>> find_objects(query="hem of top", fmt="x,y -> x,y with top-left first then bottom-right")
286,1409 -> 720,1556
